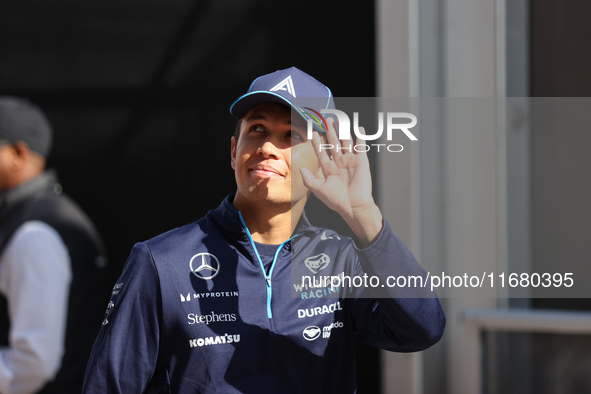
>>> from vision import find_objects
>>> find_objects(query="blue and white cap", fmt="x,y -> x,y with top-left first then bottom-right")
229,67 -> 335,133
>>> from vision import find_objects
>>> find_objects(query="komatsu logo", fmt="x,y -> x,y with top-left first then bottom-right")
189,333 -> 241,348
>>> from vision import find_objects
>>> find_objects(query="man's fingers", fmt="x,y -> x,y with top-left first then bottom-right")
300,167 -> 323,192
355,126 -> 368,157
325,117 -> 342,160
312,132 -> 332,167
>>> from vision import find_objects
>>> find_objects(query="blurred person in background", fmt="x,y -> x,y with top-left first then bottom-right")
0,97 -> 109,393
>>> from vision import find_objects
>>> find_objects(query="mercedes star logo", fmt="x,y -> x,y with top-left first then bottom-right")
190,253 -> 220,280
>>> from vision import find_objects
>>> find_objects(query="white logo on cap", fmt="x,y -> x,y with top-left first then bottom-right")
270,75 -> 296,97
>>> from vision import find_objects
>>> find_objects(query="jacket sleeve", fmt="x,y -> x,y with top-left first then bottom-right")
348,219 -> 446,352
0,222 -> 71,394
82,243 -> 161,393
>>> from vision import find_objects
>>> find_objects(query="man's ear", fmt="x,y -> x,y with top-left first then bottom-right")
8,141 -> 31,172
230,136 -> 236,170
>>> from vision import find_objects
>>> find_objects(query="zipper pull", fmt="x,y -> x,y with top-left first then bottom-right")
266,276 -> 271,287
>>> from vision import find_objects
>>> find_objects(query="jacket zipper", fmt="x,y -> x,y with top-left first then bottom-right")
238,212 -> 301,323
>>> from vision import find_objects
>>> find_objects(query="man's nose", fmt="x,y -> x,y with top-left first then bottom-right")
257,140 -> 280,158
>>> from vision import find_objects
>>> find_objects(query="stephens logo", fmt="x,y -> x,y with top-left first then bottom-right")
190,253 -> 220,280
302,326 -> 321,341
304,253 -> 330,274
188,311 -> 237,325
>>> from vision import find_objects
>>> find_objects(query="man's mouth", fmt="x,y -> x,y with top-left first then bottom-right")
250,165 -> 283,178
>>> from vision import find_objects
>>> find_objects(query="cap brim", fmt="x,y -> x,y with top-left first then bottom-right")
229,91 -> 310,121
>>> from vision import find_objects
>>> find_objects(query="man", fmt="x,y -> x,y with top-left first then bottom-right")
0,97 -> 109,393
83,67 -> 445,393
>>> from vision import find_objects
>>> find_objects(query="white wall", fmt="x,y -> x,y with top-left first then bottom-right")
376,0 -> 517,393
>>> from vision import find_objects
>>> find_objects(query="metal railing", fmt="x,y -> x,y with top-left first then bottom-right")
462,308 -> 591,394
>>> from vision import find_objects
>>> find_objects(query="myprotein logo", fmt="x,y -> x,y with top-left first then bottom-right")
306,109 -> 417,153
181,291 -> 239,302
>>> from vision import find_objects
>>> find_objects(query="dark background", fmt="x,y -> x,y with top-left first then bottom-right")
0,0 -> 379,391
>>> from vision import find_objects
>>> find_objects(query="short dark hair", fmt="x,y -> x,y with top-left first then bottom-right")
233,118 -> 242,142
233,103 -> 292,143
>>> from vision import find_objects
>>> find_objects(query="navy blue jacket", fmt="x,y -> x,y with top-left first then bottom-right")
83,195 -> 445,393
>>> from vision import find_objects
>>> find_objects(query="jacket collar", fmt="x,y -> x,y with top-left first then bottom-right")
207,194 -> 317,244
0,170 -> 59,221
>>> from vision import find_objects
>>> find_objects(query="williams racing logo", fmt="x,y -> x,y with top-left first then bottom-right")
190,253 -> 220,280
304,253 -> 330,274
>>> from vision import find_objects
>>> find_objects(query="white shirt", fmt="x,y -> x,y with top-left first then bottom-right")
0,221 -> 71,394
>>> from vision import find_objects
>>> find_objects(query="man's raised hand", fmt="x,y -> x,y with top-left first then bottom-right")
300,118 -> 383,247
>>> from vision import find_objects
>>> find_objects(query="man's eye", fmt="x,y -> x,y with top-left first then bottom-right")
289,131 -> 303,141
250,125 -> 264,133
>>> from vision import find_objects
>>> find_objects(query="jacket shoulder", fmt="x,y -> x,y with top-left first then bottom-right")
143,216 -> 213,250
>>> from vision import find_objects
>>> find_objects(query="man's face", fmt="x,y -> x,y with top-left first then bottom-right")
0,143 -> 16,193
231,102 -> 321,207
